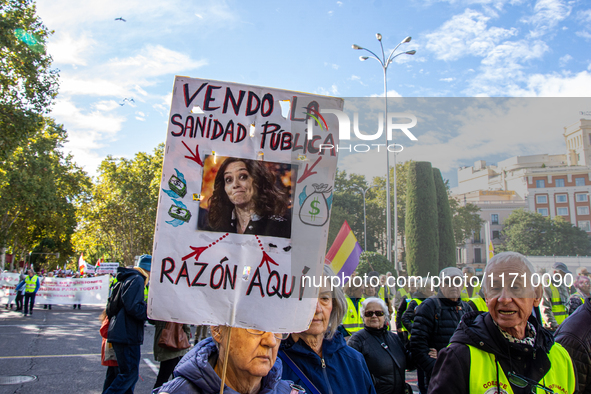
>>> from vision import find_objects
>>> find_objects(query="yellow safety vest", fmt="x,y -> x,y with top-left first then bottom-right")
469,297 -> 488,312
343,296 -> 365,334
461,284 -> 482,301
468,343 -> 575,394
377,286 -> 389,300
110,277 -> 117,287
548,285 -> 568,326
144,284 -> 149,302
25,275 -> 38,293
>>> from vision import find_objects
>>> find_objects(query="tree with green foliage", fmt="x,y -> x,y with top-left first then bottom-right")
498,209 -> 590,256
433,168 -> 456,270
405,162 -> 439,276
73,145 -> 164,266
0,0 -> 59,162
449,198 -> 485,246
356,251 -> 394,276
0,119 -> 89,271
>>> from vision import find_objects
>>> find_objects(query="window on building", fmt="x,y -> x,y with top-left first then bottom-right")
536,195 -> 548,204
576,194 -> 589,202
492,230 -> 500,239
473,231 -> 481,243
556,194 -> 568,203
576,177 -> 586,186
536,179 -> 545,188
491,214 -> 499,225
557,207 -> 569,216
577,206 -> 590,215
555,178 -> 565,187
578,221 -> 591,232
474,248 -> 482,263
537,208 -> 549,216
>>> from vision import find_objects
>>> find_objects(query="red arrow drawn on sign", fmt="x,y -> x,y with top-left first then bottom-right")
259,251 -> 279,273
297,156 -> 322,184
182,246 -> 208,261
182,141 -> 204,167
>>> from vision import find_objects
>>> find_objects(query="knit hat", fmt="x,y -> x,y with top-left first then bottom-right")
138,255 -> 152,272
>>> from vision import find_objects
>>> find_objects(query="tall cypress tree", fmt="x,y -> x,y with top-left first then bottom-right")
433,168 -> 456,271
405,162 -> 439,277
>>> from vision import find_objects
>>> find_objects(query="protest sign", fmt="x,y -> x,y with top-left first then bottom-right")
0,273 -> 109,305
95,262 -> 120,275
148,77 -> 343,332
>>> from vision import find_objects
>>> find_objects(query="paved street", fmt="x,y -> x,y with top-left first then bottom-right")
0,305 -> 420,393
0,305 -> 157,394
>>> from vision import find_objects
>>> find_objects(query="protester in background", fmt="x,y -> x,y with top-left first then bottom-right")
567,275 -> 590,315
460,266 -> 480,300
341,271 -> 366,337
280,265 -> 376,394
401,277 -> 435,394
103,255 -> 151,394
99,310 -> 119,393
155,325 -> 296,394
429,252 -> 576,394
541,262 -> 571,331
556,294 -> 591,394
151,320 -> 192,390
23,269 -> 40,316
73,272 -> 82,310
14,274 -> 25,311
576,266 -> 590,278
395,279 -> 418,344
349,297 -> 413,394
410,267 -> 471,392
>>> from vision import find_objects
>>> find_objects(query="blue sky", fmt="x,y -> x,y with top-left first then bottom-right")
35,0 -> 591,186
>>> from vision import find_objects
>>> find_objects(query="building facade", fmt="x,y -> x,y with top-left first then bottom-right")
452,119 -> 591,266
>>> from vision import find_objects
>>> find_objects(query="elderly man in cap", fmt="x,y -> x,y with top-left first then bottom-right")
104,255 -> 151,394
541,261 -> 571,331
429,252 -> 576,394
410,267 -> 472,392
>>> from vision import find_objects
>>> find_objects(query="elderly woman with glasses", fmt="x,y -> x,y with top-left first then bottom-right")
279,265 -> 376,394
429,252 -> 576,394
154,326 -> 300,394
348,297 -> 414,394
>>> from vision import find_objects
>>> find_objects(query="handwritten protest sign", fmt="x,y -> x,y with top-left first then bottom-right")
148,77 -> 343,332
95,262 -> 120,275
0,273 -> 109,305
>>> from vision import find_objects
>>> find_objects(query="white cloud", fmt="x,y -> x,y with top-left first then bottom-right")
440,77 -> 455,82
46,32 -> 94,66
559,54 -> 572,67
337,1 -> 343,5
577,9 -> 591,23
370,90 -> 402,98
576,31 -> 591,40
521,0 -> 571,37
425,9 -> 518,61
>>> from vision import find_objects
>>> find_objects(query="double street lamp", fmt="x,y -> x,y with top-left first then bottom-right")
351,184 -> 379,251
352,33 -> 415,271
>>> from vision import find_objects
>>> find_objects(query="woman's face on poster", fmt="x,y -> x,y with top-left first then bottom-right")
224,161 -> 255,207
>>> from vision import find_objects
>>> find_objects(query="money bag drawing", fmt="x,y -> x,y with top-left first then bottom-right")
298,183 -> 333,226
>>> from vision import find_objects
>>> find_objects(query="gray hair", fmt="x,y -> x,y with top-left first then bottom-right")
360,297 -> 390,324
323,265 -> 346,339
482,251 -> 539,296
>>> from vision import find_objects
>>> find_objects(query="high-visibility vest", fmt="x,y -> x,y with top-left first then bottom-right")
343,296 -> 365,334
461,284 -> 481,301
470,297 -> 488,312
25,275 -> 38,293
109,277 -> 117,288
548,284 -> 568,325
467,343 -> 575,394
402,298 -> 423,335
377,286 -> 389,300
144,284 -> 149,302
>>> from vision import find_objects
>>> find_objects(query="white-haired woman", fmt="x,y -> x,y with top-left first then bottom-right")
348,297 -> 414,394
280,265 -> 376,394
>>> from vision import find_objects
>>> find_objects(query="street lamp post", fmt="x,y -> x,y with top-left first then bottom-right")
352,34 -> 415,271
352,185 -> 378,251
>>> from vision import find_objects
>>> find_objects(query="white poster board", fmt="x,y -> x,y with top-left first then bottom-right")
148,77 -> 343,332
0,273 -> 109,305
96,263 -> 120,275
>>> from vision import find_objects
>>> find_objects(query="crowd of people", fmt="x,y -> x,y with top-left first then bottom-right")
93,252 -> 591,394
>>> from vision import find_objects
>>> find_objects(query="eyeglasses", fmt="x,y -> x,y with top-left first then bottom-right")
364,310 -> 385,317
245,328 -> 289,340
507,372 -> 555,393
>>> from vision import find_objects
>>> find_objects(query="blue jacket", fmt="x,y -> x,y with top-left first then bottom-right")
279,331 -> 377,394
154,337 -> 293,394
107,267 -> 147,345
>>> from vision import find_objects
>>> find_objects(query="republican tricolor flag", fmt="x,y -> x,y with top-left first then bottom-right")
325,220 -> 363,278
